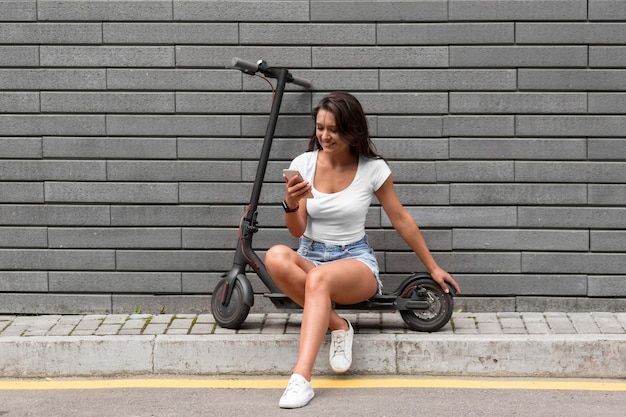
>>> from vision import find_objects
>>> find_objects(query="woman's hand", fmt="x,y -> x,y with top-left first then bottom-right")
284,174 -> 312,207
430,266 -> 461,294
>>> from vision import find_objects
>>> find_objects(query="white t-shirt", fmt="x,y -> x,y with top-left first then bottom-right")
289,150 -> 391,245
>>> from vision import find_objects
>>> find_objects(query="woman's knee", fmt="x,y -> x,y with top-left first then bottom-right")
265,245 -> 294,274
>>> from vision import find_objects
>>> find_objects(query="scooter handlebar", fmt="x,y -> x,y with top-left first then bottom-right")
231,57 -> 312,88
231,57 -> 259,73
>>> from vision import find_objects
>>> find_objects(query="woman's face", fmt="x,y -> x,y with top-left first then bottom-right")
315,109 -> 350,155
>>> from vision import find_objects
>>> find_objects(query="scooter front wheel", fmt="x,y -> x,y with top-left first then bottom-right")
211,278 -> 250,329
399,278 -> 453,332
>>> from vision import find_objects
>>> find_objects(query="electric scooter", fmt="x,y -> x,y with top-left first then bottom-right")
211,58 -> 455,332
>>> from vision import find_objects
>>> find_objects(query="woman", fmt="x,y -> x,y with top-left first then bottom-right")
265,92 -> 460,409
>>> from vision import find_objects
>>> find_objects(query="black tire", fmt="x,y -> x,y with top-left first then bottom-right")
211,278 -> 250,329
399,278 -> 454,332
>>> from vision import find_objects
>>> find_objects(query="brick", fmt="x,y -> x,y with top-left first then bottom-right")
518,69 -> 626,91
49,227 -> 181,249
285,69 -> 378,91
591,231 -> 626,252
180,182 -> 252,204
374,139 -> 448,161
0,160 -> 105,181
41,92 -> 175,113
241,23 -> 375,45
444,116 -> 514,137
0,22 -> 101,43
455,274 -> 587,296
0,293 -> 111,314
436,161 -> 514,182
453,229 -> 589,251
41,46 -> 174,67
110,206 -> 238,227
0,92 -> 39,113
377,116 -> 442,137
106,69 -> 241,91
394,184 -> 449,205
515,161 -> 626,183
450,93 -> 587,114
0,205 -> 110,226
378,23 -> 513,45
177,92 -> 310,114
590,46 -> 626,68
0,227 -> 47,248
38,0 -> 173,21
104,23 -> 237,44
0,272 -> 47,292
385,251 -> 521,274
385,206 -> 517,228
112,294 -> 210,315
242,115 -> 311,137
588,276 -> 626,297
588,185 -> 626,205
312,47 -> 448,68
116,250 -> 231,272
311,0 -> 447,21
518,207 -> 626,229
0,182 -> 42,203
107,161 -> 240,182
44,182 -> 179,204
43,137 -> 177,159
380,69 -> 516,91
450,46 -> 587,68
450,138 -> 587,160
589,93 -> 626,113
589,0 -> 626,20
106,115 -> 239,137
517,23 -> 626,44
0,69 -> 105,90
178,138 -> 263,160
311,92 -> 448,114
0,0 -> 36,21
449,0 -> 587,21
589,138 -> 626,160
175,46 -> 311,68
380,229 -> 452,251
0,249 -> 115,270
0,138 -> 41,158
0,115 -> 105,136
181,228 -> 238,250
0,46 -> 38,66
49,272 -> 182,293
516,116 -> 626,137
387,161 -> 437,183
451,184 -> 587,205
523,253 -> 626,275
174,0 -> 308,21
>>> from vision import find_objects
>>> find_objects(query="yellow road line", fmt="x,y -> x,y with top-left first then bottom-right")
1,377 -> 626,391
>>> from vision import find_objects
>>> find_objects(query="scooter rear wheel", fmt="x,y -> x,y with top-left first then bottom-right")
399,278 -> 453,332
211,278 -> 250,329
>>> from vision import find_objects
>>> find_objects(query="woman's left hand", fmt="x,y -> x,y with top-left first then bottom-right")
430,266 -> 461,294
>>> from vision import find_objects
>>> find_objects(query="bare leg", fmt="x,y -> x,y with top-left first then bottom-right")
265,245 -> 377,380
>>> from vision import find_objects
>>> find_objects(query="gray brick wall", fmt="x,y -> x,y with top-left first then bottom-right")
0,0 -> 624,314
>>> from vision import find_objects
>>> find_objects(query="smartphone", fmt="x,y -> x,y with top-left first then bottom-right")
282,169 -> 314,198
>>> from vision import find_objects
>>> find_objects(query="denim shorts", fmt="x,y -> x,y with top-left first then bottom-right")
296,235 -> 382,295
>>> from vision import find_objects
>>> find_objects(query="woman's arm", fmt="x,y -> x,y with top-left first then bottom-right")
375,176 -> 461,294
283,174 -> 311,238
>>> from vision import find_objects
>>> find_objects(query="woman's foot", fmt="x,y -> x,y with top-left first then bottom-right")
278,373 -> 315,408
329,317 -> 353,372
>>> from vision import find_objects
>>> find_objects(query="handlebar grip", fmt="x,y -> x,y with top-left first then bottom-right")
290,75 -> 312,89
231,57 -> 259,73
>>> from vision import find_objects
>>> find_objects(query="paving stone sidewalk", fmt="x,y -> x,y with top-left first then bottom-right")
2,311 -> 626,338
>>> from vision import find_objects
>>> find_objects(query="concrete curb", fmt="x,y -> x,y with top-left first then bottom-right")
3,333 -> 625,379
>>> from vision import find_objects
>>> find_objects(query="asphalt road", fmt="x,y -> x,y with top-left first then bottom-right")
2,376 -> 626,417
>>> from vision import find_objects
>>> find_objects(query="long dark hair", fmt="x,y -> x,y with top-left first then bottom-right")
307,91 -> 383,159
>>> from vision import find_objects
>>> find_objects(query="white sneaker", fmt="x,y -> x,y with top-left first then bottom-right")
329,318 -> 353,373
278,374 -> 315,409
